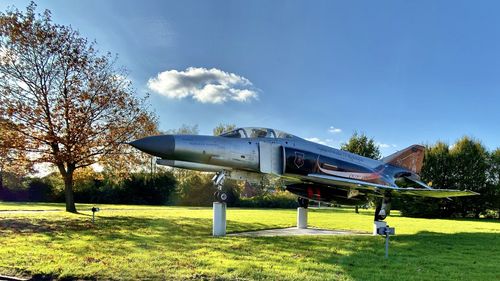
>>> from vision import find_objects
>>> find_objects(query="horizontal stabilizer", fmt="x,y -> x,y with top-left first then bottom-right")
303,174 -> 478,198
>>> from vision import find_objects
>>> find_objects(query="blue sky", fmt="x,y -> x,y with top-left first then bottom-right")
3,0 -> 500,155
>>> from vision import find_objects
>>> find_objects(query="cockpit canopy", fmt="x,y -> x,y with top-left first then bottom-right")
219,127 -> 296,139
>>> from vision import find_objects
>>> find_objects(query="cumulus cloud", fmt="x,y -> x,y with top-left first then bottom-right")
306,137 -> 329,146
305,137 -> 342,148
328,126 -> 342,134
377,142 -> 398,148
147,67 -> 258,104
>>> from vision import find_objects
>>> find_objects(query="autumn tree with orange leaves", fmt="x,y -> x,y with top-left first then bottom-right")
0,118 -> 33,191
0,3 -> 157,212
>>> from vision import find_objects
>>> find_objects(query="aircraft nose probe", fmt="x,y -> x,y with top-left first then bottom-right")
128,135 -> 175,158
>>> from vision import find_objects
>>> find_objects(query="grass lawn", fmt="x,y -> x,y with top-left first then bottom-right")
0,202 -> 499,280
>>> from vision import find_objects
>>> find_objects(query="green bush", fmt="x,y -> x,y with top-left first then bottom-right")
398,196 -> 443,218
4,171 -> 178,205
106,172 -> 177,205
235,192 -> 298,208
27,178 -> 54,202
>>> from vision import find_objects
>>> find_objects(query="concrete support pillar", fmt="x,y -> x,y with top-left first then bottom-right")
297,207 -> 308,229
373,220 -> 387,235
213,202 -> 226,236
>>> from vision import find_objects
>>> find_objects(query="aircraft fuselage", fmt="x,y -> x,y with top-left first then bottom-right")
129,130 -> 407,206
130,127 -> 477,220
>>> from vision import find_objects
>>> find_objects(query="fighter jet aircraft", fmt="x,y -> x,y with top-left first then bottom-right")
129,127 -> 477,221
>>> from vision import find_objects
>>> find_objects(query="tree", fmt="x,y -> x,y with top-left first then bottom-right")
175,172 -> 215,206
0,3 -> 156,212
449,137 -> 489,218
401,138 -> 492,218
212,123 -> 236,136
489,149 -> 500,218
100,116 -> 158,182
419,142 -> 454,189
164,124 -> 199,135
0,118 -> 32,191
340,132 -> 381,159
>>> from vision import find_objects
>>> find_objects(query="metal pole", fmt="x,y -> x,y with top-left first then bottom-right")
385,233 -> 389,258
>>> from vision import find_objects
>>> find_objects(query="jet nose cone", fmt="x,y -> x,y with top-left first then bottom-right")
129,135 -> 175,158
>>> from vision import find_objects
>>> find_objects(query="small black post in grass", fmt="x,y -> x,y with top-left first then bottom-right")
91,207 -> 100,224
376,225 -> 395,258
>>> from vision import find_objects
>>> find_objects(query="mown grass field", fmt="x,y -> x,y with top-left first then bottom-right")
0,202 -> 499,280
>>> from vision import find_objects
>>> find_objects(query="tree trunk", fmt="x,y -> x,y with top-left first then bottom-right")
63,170 -> 77,213
56,162 -> 77,213
355,205 -> 359,214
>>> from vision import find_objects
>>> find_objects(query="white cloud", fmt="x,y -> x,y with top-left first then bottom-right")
305,137 -> 342,148
377,142 -> 398,148
328,126 -> 342,134
377,143 -> 390,148
306,137 -> 329,146
147,67 -> 259,104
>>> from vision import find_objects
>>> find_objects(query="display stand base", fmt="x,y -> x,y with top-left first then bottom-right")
373,221 -> 387,235
297,207 -> 308,229
213,202 -> 227,236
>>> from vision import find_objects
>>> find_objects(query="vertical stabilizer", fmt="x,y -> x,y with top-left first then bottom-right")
382,145 -> 425,174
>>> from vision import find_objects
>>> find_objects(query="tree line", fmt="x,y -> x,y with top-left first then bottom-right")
397,137 -> 500,218
341,133 -> 500,219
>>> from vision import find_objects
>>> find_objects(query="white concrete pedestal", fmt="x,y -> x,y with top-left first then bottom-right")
213,202 -> 226,236
373,221 -> 387,235
297,207 -> 308,229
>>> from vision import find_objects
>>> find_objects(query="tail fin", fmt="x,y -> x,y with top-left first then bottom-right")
382,145 -> 425,174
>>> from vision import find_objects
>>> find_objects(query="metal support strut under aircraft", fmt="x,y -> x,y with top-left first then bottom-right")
374,194 -> 391,221
297,197 -> 309,209
213,170 -> 229,203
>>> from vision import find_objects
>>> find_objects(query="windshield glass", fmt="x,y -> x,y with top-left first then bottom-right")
219,128 -> 247,138
248,128 -> 274,138
220,127 -> 296,139
274,130 -> 294,139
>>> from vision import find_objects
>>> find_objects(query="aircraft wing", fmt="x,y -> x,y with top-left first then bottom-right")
303,174 -> 478,198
